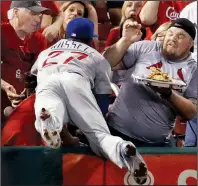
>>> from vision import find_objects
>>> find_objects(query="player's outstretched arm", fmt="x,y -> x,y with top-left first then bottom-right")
103,21 -> 142,68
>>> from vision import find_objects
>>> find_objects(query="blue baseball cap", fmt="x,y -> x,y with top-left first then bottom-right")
66,18 -> 98,41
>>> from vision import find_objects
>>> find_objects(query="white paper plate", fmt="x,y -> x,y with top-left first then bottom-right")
132,74 -> 186,89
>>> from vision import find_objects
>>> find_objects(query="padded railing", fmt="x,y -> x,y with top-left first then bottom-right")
2,146 -> 197,185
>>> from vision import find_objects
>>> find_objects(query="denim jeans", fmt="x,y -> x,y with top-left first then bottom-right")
184,117 -> 197,147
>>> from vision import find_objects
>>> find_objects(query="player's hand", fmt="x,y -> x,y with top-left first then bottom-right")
122,21 -> 142,43
42,24 -> 59,43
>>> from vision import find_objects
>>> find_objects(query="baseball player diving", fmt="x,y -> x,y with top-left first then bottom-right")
31,17 -> 148,184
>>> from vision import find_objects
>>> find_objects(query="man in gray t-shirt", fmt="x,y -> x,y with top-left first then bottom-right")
104,18 -> 197,146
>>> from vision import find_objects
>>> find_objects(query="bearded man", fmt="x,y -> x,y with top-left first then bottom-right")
103,18 -> 197,147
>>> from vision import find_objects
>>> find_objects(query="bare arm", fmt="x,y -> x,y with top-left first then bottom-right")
103,21 -> 142,67
51,11 -> 64,29
169,91 -> 196,120
139,1 -> 160,25
103,38 -> 134,67
42,11 -> 64,42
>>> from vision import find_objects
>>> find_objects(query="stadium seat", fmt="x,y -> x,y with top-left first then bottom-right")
172,116 -> 186,147
98,23 -> 113,40
95,7 -> 110,23
98,40 -> 106,53
173,116 -> 187,135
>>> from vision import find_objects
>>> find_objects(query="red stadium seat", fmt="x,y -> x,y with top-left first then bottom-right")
98,40 -> 106,53
98,23 -> 113,40
172,116 -> 186,147
95,7 -> 110,23
173,116 -> 187,135
1,94 -> 44,146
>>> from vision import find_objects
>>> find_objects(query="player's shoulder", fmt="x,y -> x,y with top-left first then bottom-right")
36,47 -> 50,59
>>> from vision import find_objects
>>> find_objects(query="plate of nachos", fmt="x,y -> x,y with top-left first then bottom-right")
133,67 -> 186,89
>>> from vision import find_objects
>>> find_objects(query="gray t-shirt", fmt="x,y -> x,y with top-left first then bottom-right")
107,40 -> 197,144
31,39 -> 112,95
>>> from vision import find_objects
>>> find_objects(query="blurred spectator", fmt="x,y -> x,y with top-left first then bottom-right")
1,1 -> 48,123
179,1 -> 197,147
108,18 -> 146,87
180,1 -> 197,61
104,18 -> 197,147
48,1 -> 98,49
1,1 -> 11,22
105,1 -> 144,87
106,1 -> 124,26
137,1 -> 191,39
53,1 -> 63,8
1,1 -> 63,43
106,1 -> 143,48
151,22 -> 171,41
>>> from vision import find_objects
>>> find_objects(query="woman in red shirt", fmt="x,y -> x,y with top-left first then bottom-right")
105,1 -> 143,48
47,1 -> 98,48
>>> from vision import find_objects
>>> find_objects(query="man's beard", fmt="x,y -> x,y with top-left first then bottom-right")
161,44 -> 190,61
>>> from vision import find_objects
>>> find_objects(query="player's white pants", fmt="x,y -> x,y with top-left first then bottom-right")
35,72 -> 133,168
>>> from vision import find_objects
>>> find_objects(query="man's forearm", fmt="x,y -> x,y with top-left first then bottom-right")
139,1 -> 160,25
52,11 -> 64,28
169,91 -> 197,120
103,37 -> 133,67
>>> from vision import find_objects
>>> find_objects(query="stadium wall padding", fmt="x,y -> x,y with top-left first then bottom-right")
2,146 -> 197,185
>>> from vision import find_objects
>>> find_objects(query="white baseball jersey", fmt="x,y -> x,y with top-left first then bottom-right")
32,39 -> 147,173
31,39 -> 112,95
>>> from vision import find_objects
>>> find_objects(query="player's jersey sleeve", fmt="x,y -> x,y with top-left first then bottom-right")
183,68 -> 197,102
93,56 -> 112,95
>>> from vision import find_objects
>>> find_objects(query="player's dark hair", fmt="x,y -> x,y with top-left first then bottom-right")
120,18 -> 146,40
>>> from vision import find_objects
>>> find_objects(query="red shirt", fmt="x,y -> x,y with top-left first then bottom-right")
1,23 -> 47,122
137,1 -> 191,39
105,27 -> 121,48
1,1 -> 59,23
105,26 -> 151,47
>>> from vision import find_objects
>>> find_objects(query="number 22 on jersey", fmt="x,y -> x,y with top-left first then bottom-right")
42,50 -> 88,68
